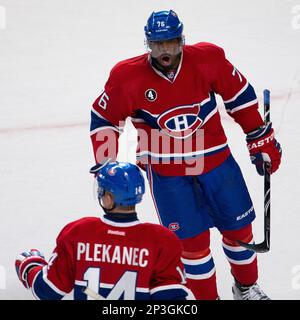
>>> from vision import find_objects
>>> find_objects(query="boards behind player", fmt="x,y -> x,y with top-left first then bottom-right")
15,162 -> 192,300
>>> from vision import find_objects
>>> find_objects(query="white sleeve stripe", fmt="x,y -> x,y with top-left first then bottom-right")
200,107 -> 218,126
200,95 -> 211,106
131,118 -> 146,123
90,126 -> 120,136
227,99 -> 258,114
75,280 -> 87,286
248,127 -> 261,135
247,126 -> 269,138
42,266 -> 67,296
139,109 -> 160,117
91,107 -> 110,122
91,108 -> 124,130
136,287 -> 150,293
150,284 -> 189,295
223,82 -> 249,103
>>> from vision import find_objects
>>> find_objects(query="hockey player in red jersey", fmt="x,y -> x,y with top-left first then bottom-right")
89,10 -> 282,299
15,162 -> 192,300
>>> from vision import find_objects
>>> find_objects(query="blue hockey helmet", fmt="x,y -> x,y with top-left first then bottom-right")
96,162 -> 145,207
144,10 -> 183,42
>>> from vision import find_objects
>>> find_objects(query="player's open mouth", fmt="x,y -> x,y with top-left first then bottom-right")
160,54 -> 172,66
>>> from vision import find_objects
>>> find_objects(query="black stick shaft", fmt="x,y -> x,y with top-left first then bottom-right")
264,90 -> 270,123
237,89 -> 271,252
263,89 -> 271,250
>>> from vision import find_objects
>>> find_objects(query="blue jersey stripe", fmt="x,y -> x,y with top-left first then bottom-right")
74,284 -> 186,300
224,83 -> 257,111
151,288 -> 188,300
198,92 -> 217,120
223,247 -> 255,261
183,258 -> 215,276
134,109 -> 160,129
135,93 -> 217,130
90,111 -> 117,132
32,271 -> 64,300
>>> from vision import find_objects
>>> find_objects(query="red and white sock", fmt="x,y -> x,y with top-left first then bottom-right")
181,230 -> 218,300
221,224 -> 258,286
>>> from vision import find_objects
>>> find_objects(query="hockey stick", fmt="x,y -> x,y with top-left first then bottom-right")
83,287 -> 106,300
238,89 -> 271,253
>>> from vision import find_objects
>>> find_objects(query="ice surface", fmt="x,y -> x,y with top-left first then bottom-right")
0,0 -> 299,299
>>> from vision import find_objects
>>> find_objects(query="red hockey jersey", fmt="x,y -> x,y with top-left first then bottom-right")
27,215 -> 191,300
90,42 -> 264,176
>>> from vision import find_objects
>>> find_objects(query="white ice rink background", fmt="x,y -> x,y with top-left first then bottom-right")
0,0 -> 300,299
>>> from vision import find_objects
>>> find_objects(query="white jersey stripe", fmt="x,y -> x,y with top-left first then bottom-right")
181,254 -> 212,265
131,118 -> 146,123
136,142 -> 228,159
227,99 -> 258,114
222,240 -> 254,252
91,108 -> 123,131
223,82 -> 249,103
42,266 -> 67,296
75,280 -> 87,286
90,126 -> 120,136
150,284 -> 189,295
75,280 -> 150,293
201,106 -> 218,126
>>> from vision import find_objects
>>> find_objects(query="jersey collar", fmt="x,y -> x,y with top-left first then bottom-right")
100,214 -> 141,228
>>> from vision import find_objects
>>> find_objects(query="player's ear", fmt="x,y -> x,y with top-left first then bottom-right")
105,192 -> 115,209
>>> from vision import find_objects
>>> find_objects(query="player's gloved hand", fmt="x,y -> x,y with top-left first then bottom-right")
15,249 -> 47,288
246,122 -> 282,176
90,158 -> 113,175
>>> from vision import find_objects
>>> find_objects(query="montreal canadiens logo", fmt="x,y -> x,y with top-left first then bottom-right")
145,89 -> 157,102
168,222 -> 180,232
157,104 -> 202,139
